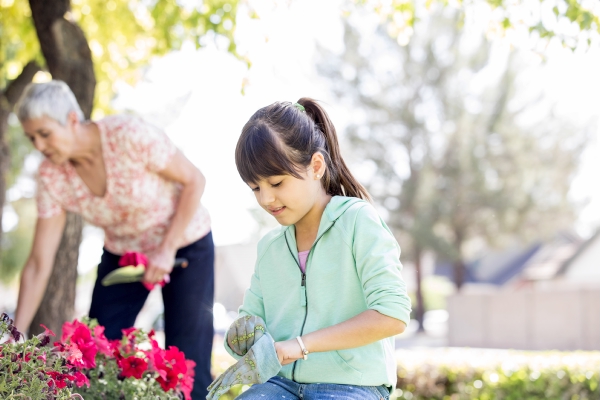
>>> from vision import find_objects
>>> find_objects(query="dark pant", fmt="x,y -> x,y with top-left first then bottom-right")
89,232 -> 215,400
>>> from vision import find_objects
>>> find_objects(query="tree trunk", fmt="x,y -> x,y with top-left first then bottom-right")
0,62 -> 41,257
414,244 -> 425,332
452,229 -> 466,291
26,0 -> 95,338
453,258 -> 466,291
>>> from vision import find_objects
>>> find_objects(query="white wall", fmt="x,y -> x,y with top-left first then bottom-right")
447,288 -> 600,350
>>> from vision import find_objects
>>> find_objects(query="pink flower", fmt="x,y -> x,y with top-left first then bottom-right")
180,360 -> 196,400
92,325 -> 112,356
62,320 -> 98,368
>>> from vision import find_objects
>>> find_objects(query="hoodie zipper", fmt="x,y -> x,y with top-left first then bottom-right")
285,221 -> 337,381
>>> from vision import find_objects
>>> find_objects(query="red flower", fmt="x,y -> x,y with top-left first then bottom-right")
73,371 -> 90,388
40,323 -> 55,337
156,368 -> 179,392
46,371 -> 74,389
119,251 -> 148,268
164,346 -> 188,375
36,324 -> 55,346
122,327 -> 137,339
119,355 -> 148,379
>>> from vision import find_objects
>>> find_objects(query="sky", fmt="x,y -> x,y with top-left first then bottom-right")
3,0 -> 600,275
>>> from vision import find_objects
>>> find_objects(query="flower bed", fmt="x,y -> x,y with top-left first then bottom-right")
0,313 -> 194,400
211,347 -> 600,399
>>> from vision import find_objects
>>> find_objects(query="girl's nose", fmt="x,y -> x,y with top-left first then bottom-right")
259,189 -> 275,206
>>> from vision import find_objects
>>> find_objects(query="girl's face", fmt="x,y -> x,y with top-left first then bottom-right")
247,155 -> 328,228
21,114 -> 77,165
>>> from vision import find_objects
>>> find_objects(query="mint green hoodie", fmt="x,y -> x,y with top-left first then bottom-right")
226,196 -> 411,389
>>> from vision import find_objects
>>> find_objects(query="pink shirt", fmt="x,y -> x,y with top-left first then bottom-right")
36,114 -> 211,255
298,250 -> 309,273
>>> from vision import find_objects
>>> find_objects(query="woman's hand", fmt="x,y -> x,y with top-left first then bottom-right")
274,338 -> 304,365
144,245 -> 177,284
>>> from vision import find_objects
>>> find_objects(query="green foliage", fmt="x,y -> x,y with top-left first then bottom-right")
0,313 -> 80,400
0,0 -> 241,115
0,0 -> 41,89
395,348 -> 600,399
0,198 -> 36,284
5,117 -> 30,189
68,0 -> 241,116
355,0 -> 600,50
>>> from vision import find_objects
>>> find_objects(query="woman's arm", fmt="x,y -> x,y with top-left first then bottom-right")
144,149 -> 206,283
14,212 -> 67,333
275,310 -> 406,365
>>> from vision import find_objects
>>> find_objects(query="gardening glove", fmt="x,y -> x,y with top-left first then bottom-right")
227,315 -> 267,356
207,333 -> 281,400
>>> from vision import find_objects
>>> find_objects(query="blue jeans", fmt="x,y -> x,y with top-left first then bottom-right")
236,375 -> 390,400
88,232 -> 215,400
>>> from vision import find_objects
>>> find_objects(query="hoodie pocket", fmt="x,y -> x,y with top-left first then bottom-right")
327,350 -> 363,383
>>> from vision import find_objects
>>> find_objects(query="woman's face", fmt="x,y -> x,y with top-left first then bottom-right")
21,115 -> 75,165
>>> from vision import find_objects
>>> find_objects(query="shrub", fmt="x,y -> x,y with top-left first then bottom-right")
395,348 -> 600,400
0,313 -> 84,399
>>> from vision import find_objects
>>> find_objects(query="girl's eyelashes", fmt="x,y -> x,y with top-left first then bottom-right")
249,180 -> 283,192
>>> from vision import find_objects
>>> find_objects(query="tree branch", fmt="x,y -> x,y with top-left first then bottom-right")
4,62 -> 42,107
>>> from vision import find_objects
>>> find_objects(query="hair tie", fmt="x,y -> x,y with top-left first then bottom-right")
293,102 -> 305,112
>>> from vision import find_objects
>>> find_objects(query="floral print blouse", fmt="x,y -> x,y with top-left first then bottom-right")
36,114 -> 211,255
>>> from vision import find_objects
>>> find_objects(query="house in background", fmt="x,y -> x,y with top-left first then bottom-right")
445,231 -> 600,350
434,232 -> 584,288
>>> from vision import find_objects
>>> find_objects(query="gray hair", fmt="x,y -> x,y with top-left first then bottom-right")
15,80 -> 84,125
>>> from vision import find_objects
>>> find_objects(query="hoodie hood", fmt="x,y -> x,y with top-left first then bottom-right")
283,196 -> 367,242
323,195 -> 367,222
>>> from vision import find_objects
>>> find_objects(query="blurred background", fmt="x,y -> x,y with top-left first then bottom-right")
1,0 -> 600,397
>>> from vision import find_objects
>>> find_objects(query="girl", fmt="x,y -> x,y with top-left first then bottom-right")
227,99 -> 411,399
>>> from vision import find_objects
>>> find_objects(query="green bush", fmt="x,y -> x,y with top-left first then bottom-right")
212,348 -> 600,399
395,348 -> 600,400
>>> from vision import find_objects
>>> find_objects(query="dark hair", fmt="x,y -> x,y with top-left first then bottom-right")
235,98 -> 370,201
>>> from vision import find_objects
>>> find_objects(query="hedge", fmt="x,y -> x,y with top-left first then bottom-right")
211,348 -> 600,399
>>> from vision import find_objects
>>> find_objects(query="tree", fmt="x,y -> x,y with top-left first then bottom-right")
355,0 -> 600,50
1,0 -> 242,337
318,4 -> 590,327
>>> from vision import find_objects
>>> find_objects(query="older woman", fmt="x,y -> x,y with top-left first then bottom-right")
13,80 -> 214,399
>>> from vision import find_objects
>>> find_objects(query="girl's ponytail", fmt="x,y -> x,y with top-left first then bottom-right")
298,98 -> 371,201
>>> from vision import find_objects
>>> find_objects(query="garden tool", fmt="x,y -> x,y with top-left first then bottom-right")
101,252 -> 188,286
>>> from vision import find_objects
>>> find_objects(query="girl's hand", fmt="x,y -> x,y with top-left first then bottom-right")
274,339 -> 304,365
145,246 -> 177,284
